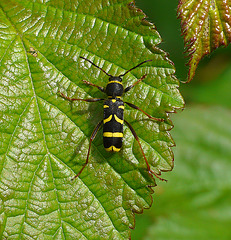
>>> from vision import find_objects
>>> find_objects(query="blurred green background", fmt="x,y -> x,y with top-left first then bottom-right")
132,1 -> 231,239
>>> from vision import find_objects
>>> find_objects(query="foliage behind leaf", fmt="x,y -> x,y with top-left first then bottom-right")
133,105 -> 231,240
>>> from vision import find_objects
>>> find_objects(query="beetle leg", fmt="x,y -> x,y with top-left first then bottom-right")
82,80 -> 105,93
71,120 -> 103,180
124,74 -> 147,93
59,91 -> 104,102
125,102 -> 164,122
124,120 -> 167,182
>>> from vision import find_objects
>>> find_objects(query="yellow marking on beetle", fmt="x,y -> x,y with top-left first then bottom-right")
103,132 -> 123,138
105,146 -> 121,152
114,114 -> 123,124
118,105 -> 124,109
108,81 -> 123,85
104,105 -> 109,108
112,99 -> 116,103
108,96 -> 121,99
104,115 -> 113,124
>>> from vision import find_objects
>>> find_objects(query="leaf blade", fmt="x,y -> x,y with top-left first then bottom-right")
178,0 -> 231,82
0,0 -> 184,238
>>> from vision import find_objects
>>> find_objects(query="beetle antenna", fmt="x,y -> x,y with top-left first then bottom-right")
80,56 -> 113,77
119,59 -> 152,77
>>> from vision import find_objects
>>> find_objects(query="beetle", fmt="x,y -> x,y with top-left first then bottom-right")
59,56 -> 165,181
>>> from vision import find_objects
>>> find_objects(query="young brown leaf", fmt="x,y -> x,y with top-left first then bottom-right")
178,0 -> 231,82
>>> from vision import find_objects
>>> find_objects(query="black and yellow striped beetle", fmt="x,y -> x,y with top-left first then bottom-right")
60,56 -> 166,181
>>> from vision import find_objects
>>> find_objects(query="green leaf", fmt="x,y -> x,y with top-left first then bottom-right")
178,0 -> 231,82
0,0 -> 184,239
132,105 -> 231,240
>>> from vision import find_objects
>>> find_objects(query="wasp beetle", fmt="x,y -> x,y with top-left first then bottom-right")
60,56 -> 166,181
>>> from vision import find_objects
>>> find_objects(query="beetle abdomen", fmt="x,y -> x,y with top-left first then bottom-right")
103,98 -> 124,152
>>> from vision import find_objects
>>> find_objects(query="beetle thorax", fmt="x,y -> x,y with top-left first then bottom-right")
106,76 -> 124,97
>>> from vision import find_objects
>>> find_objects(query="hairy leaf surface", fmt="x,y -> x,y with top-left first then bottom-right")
0,0 -> 184,239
